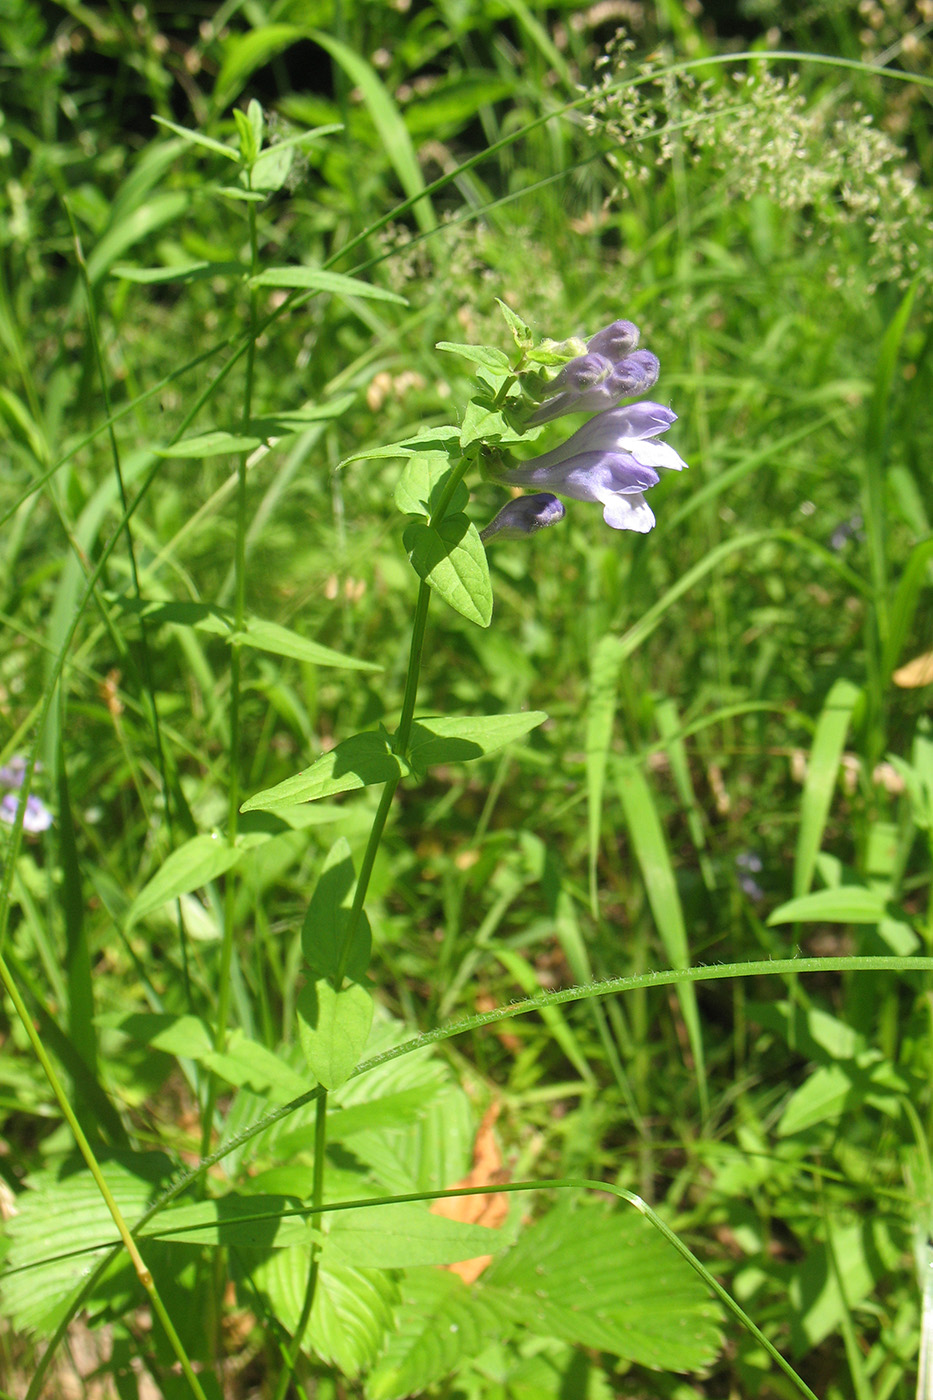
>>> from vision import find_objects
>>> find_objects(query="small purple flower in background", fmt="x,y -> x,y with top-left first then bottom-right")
0,756 -> 52,833
481,493 -> 565,542
495,401 -> 687,534
736,851 -> 764,902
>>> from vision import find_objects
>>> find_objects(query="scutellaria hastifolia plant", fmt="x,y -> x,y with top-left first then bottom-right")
235,298 -> 689,1372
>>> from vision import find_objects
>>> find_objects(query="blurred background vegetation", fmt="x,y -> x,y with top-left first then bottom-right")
1,0 -> 932,1396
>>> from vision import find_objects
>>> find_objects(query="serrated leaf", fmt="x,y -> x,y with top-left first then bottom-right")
436,342 -> 511,372
485,1200 -> 723,1372
394,452 -> 468,519
302,838 -> 372,981
341,426 -> 461,466
252,266 -> 406,305
140,1194 -> 309,1248
126,835 -> 243,929
0,1155 -> 172,1335
767,886 -> 889,925
406,712 -> 546,770
242,732 -> 404,812
248,1249 -> 397,1376
297,978 -> 374,1089
403,517 -> 492,628
366,1269 -> 511,1400
324,1203 -> 504,1269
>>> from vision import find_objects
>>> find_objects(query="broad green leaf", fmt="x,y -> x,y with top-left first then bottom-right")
403,517 -> 492,628
341,426 -> 460,466
768,886 -> 889,925
0,1155 -> 172,1335
126,834 -> 242,929
324,1203 -> 504,1269
778,1055 -> 908,1136
794,679 -> 860,898
406,711 -> 546,770
394,452 -> 467,519
248,1249 -> 397,1375
485,1199 -> 722,1371
790,1216 -> 904,1351
297,978 -> 374,1089
366,1269 -> 510,1400
615,760 -> 708,1117
155,430 -> 263,458
252,265 -> 406,305
309,29 -> 436,235
302,838 -> 372,981
141,1193 -> 310,1248
436,341 -> 511,373
111,260 -> 244,284
242,732 -> 404,812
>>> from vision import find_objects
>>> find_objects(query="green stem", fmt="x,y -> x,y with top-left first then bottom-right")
274,1090 -> 329,1400
202,195 -> 260,1158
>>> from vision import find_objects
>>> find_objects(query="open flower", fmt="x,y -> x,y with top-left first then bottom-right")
494,402 -> 688,534
0,755 -> 52,832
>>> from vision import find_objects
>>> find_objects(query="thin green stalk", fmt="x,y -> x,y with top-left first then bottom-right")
274,1090 -> 329,1400
0,948 -> 208,1400
202,194 -> 260,1158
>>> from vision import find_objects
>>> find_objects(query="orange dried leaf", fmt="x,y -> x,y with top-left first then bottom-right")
432,1104 -> 509,1283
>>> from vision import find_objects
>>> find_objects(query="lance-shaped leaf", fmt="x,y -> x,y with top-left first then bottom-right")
405,712 -> 546,772
436,341 -> 511,373
252,265 -> 406,305
323,1203 -> 506,1269
126,834 -> 243,930
403,516 -> 492,628
140,1193 -> 311,1248
340,426 -> 461,466
242,732 -> 406,812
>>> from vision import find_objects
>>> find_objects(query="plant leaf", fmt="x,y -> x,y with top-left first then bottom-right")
324,1203 -> 505,1269
394,452 -> 468,519
403,517 -> 492,628
242,732 -> 404,812
297,978 -> 374,1089
252,266 -> 406,305
484,1199 -> 722,1372
126,835 -> 243,929
436,342 -> 511,372
301,838 -> 372,981
768,886 -> 890,925
406,712 -> 546,770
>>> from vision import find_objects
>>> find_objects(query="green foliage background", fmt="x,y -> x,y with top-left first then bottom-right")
1,0 -> 932,1396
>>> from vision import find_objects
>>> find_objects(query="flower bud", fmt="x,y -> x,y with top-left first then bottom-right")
480,493 -> 566,542
586,319 -> 640,360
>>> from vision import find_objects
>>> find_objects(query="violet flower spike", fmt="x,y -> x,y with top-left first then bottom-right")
481,493 -> 565,542
497,401 -> 688,534
586,319 -> 640,360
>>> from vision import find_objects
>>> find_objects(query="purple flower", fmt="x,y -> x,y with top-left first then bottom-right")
481,493 -> 565,542
495,402 -> 688,533
0,755 -> 52,832
1,791 -> 53,833
528,350 -> 660,426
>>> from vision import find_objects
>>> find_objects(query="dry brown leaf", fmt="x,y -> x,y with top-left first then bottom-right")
893,651 -> 933,687
431,1103 -> 509,1283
